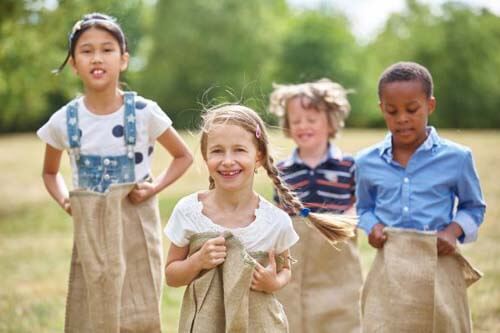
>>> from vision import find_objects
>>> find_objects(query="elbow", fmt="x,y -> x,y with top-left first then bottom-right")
164,267 -> 183,288
185,151 -> 194,167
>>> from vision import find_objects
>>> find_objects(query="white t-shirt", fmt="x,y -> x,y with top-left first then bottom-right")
164,192 -> 299,253
37,95 -> 172,187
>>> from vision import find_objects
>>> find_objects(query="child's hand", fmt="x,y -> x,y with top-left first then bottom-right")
251,250 -> 280,293
368,223 -> 387,249
61,197 -> 72,216
128,182 -> 156,204
195,236 -> 226,270
437,223 -> 462,256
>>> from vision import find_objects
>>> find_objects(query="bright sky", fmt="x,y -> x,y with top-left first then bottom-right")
288,0 -> 500,42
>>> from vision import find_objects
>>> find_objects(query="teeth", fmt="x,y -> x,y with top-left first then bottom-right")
220,170 -> 239,176
92,69 -> 104,74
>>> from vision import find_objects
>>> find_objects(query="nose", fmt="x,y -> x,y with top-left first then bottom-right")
91,51 -> 103,64
221,152 -> 235,166
396,112 -> 409,124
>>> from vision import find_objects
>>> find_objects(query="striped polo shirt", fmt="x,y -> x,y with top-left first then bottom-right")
275,144 -> 355,213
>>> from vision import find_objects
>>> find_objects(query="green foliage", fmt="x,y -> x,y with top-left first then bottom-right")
369,0 -> 500,128
140,0 -> 288,129
0,0 -> 499,131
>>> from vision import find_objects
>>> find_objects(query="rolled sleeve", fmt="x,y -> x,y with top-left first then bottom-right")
453,211 -> 479,243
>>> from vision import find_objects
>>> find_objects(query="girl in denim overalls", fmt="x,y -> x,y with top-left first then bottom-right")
37,13 -> 193,333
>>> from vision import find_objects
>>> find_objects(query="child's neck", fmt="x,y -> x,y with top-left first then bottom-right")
201,188 -> 260,229
392,137 -> 427,167
298,142 -> 329,169
83,89 -> 123,115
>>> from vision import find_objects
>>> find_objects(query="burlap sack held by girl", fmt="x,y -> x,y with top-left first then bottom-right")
65,184 -> 163,333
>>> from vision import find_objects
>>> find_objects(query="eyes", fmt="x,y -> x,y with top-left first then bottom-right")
290,117 -> 319,125
386,107 -> 419,115
78,46 -> 117,54
209,147 -> 248,154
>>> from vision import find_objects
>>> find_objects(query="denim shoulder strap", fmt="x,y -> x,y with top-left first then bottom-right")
123,92 -> 137,159
65,99 -> 82,163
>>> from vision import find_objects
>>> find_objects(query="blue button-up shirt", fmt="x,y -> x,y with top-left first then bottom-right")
355,127 -> 485,243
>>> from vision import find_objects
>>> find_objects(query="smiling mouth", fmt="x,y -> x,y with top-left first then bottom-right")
298,133 -> 313,139
91,68 -> 105,77
218,170 -> 242,177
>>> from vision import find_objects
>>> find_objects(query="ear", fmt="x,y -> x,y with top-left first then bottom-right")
255,151 -> 263,169
120,52 -> 129,72
427,96 -> 436,115
378,100 -> 383,113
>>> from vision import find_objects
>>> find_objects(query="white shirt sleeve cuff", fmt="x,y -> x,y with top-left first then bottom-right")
454,211 -> 478,243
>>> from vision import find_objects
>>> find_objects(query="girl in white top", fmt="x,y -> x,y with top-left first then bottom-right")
38,12 -> 193,209
164,104 -> 355,293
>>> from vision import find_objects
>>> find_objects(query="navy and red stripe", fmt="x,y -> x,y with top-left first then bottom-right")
274,145 -> 355,214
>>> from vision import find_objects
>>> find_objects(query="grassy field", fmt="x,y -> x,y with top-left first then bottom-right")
0,129 -> 499,332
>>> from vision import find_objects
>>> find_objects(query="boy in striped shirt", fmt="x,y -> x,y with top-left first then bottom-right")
269,79 -> 362,333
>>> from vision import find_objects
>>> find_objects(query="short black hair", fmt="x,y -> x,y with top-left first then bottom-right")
378,61 -> 433,98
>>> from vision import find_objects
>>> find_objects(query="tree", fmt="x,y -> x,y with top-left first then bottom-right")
140,0 -> 288,129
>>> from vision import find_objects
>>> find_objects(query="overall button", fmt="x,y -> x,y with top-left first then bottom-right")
309,171 -> 314,176
103,158 -> 110,166
403,206 -> 409,213
103,174 -> 110,181
404,177 -> 409,183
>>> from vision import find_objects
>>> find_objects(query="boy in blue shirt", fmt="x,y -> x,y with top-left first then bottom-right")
356,61 -> 485,332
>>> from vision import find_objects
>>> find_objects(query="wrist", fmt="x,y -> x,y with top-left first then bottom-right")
448,222 -> 464,239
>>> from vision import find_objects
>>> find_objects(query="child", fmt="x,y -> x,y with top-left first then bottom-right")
164,104 -> 355,333
37,13 -> 193,332
356,61 -> 486,332
269,78 -> 363,333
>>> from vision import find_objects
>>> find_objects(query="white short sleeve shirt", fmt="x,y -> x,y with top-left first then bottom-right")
37,95 -> 172,186
164,192 -> 299,254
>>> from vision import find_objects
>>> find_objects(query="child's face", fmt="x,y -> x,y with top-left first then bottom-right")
204,124 -> 262,193
287,97 -> 333,152
379,80 -> 436,150
70,27 -> 128,92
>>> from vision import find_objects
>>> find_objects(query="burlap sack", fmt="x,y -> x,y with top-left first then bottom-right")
65,183 -> 163,333
276,217 -> 362,333
178,232 -> 289,333
361,227 -> 482,333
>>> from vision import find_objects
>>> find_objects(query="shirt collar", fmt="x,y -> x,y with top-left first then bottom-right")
282,143 -> 342,168
378,126 -> 441,159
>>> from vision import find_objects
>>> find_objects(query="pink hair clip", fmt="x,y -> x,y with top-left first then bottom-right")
255,125 -> 261,139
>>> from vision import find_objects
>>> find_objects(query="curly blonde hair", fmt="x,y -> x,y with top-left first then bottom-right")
269,78 -> 351,139
200,103 -> 356,243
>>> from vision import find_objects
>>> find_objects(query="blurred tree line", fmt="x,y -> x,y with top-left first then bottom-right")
1,0 -> 499,132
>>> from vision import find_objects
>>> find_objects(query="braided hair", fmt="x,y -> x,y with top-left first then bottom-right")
200,104 -> 356,243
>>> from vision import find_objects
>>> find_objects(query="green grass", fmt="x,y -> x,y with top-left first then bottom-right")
1,130 -> 499,332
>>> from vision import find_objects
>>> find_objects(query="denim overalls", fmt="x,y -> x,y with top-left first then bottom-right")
66,92 -> 137,193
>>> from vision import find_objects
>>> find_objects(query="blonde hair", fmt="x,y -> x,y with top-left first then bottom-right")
269,78 -> 351,139
200,104 -> 356,243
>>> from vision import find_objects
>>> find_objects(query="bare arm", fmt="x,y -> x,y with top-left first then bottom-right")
129,127 -> 193,203
42,144 -> 71,215
165,236 -> 226,287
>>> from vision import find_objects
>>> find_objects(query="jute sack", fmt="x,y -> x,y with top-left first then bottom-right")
178,232 -> 289,333
361,227 -> 482,333
65,183 -> 163,333
277,217 -> 362,333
